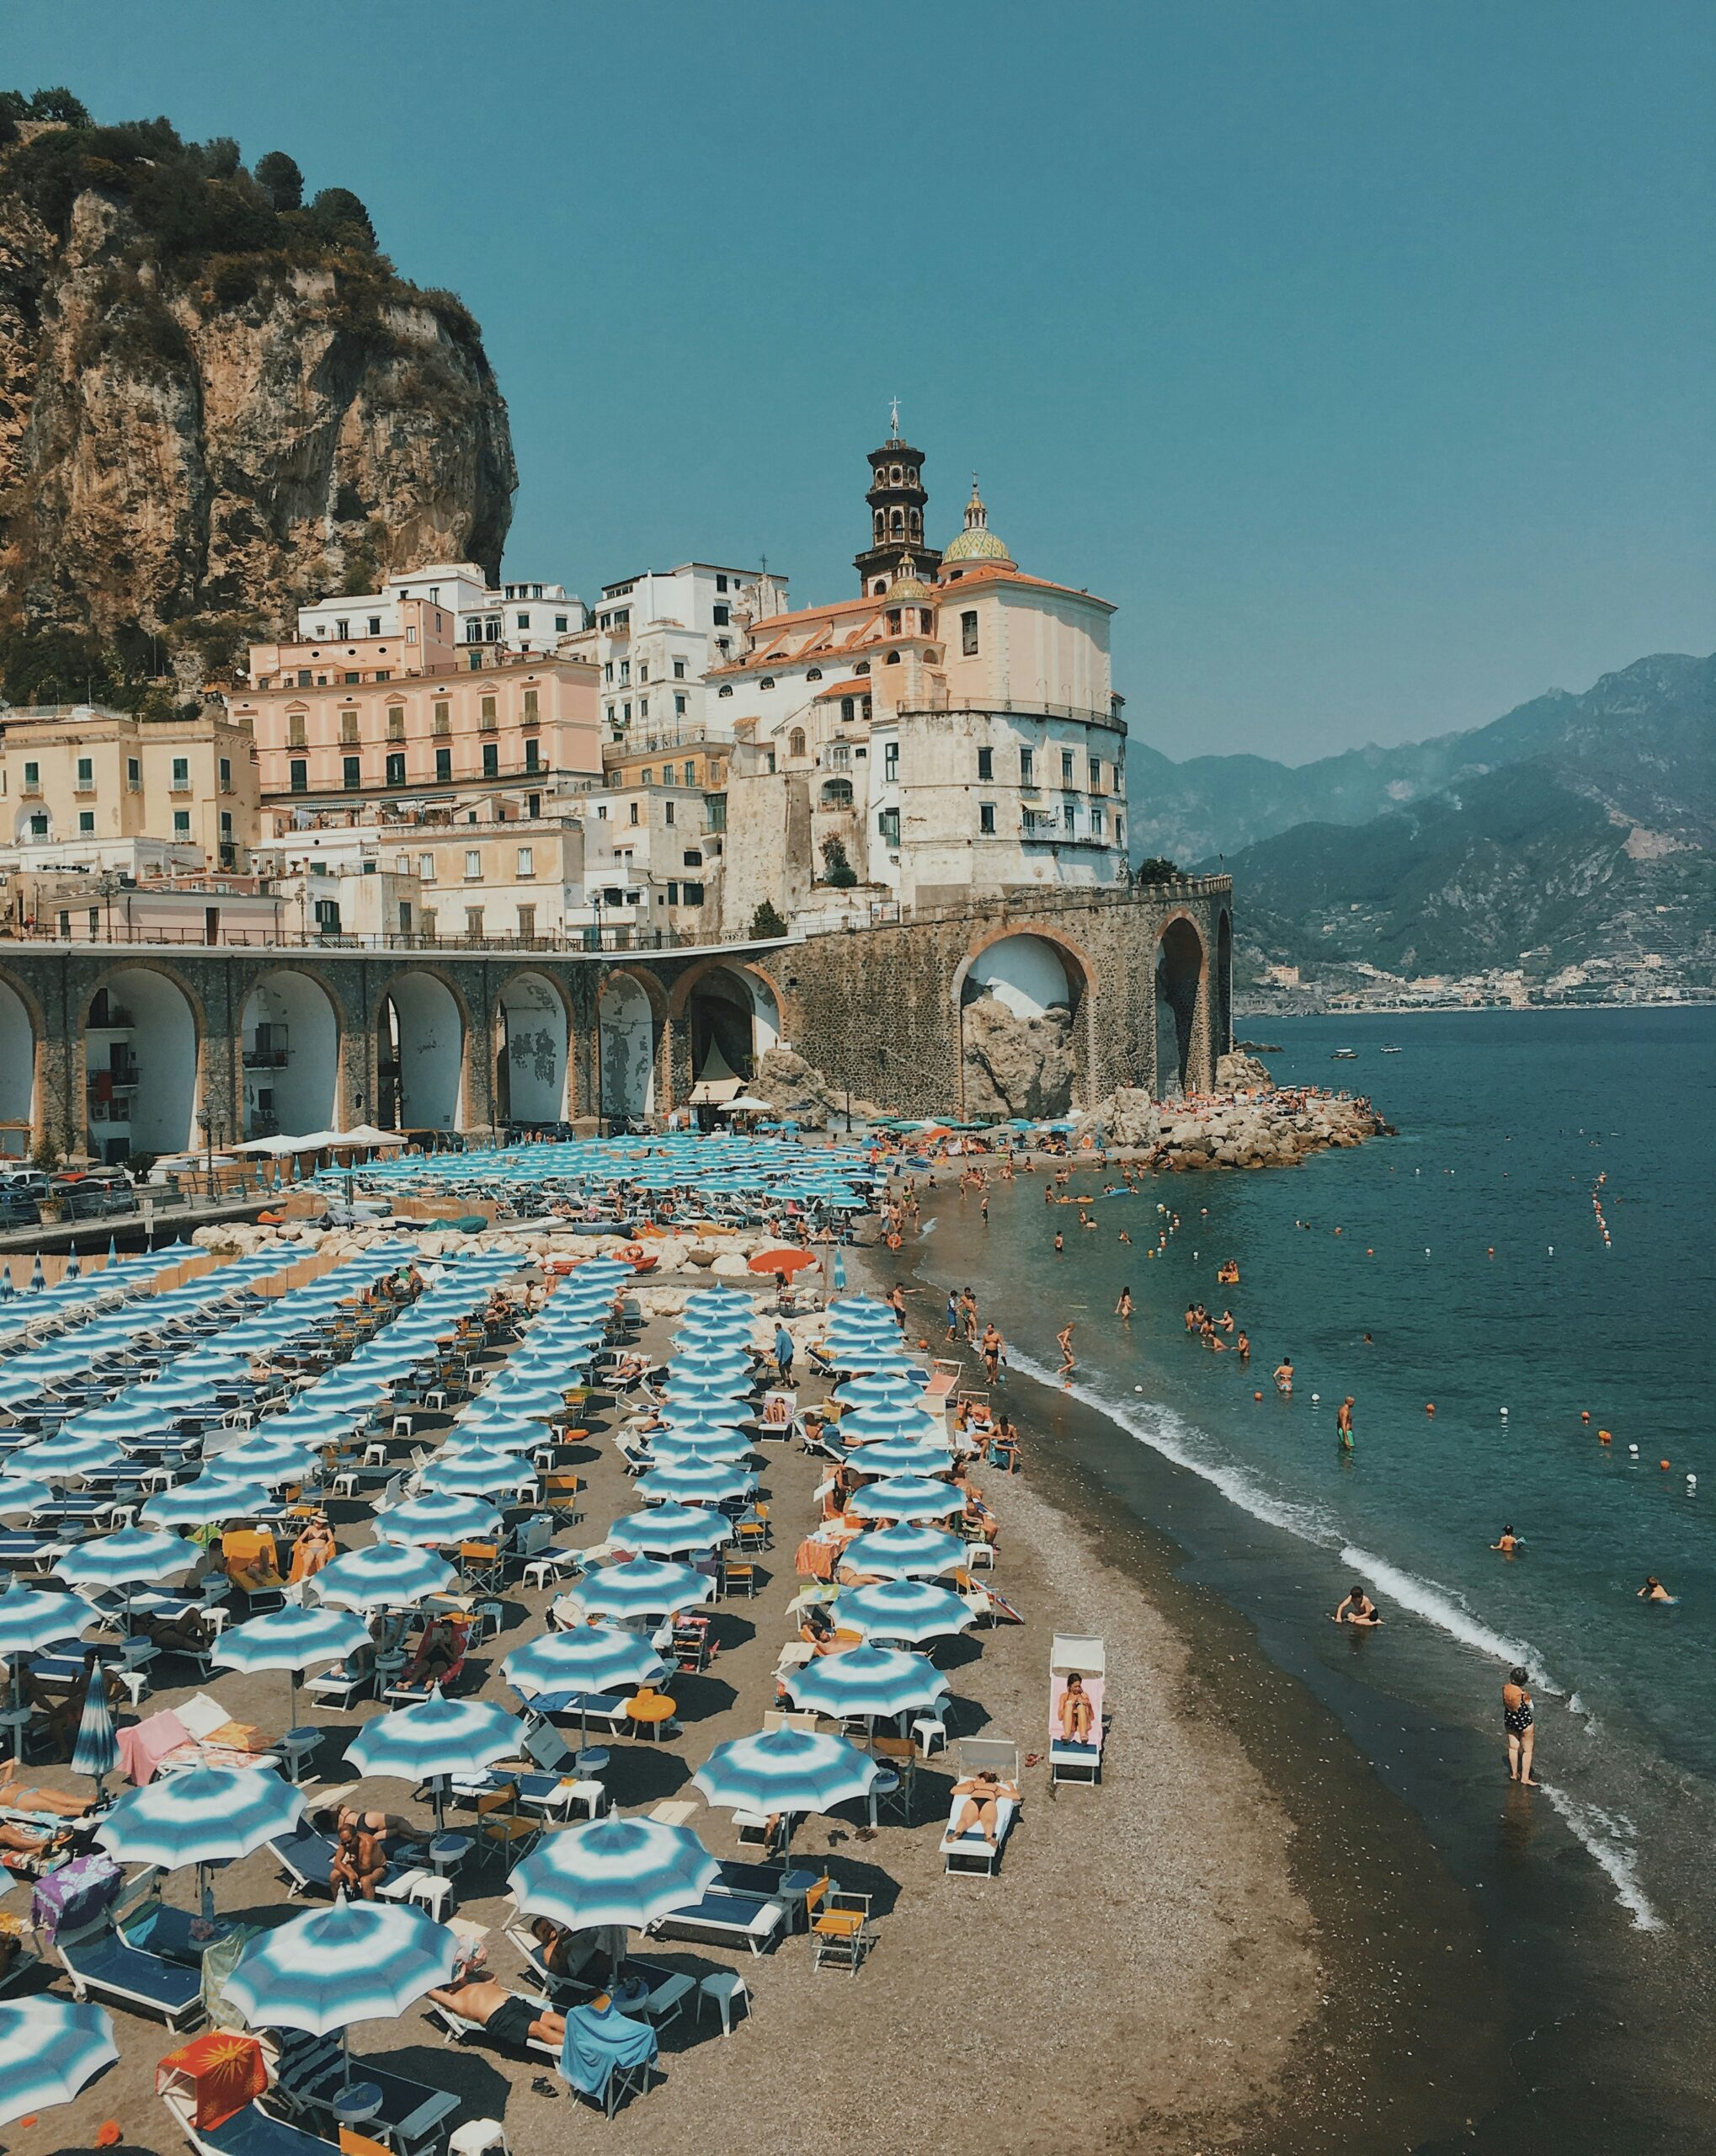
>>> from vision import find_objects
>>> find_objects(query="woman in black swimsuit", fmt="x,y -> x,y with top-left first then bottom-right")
1502,1665 -> 1537,1785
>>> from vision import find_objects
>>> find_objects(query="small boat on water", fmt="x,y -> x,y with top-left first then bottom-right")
1381,1044 -> 1403,1054
1330,1048 -> 1359,1060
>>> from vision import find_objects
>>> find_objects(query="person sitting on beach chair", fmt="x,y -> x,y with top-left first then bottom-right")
397,1614 -> 469,1694
1057,1673 -> 1095,1744
949,1768 -> 1021,1849
328,1817 -> 386,1901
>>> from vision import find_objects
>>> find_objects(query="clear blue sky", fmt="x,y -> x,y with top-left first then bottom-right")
10,2 -> 1714,762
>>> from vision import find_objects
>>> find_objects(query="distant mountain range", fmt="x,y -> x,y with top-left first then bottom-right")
1130,654 -> 1716,988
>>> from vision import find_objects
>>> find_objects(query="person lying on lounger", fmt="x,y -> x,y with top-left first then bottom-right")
426,1972 -> 566,2052
1057,1673 -> 1096,1743
800,1604 -> 842,1657
950,1769 -> 1021,1849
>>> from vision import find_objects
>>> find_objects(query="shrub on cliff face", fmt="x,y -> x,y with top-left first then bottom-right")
749,899 -> 789,941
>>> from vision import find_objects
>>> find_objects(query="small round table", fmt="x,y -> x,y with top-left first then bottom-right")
625,1692 -> 677,1742
428,1833 -> 473,1878
332,2082 -> 384,2130
572,1745 -> 611,1776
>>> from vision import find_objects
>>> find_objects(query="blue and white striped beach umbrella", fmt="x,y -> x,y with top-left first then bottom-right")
693,1726 -> 879,1823
418,1449 -> 535,1499
834,1577 -> 974,1644
373,1493 -> 503,1546
785,1645 -> 950,1722
838,1373 -> 928,1410
848,1475 -> 963,1524
96,1766 -> 306,1909
213,1603 -> 370,1677
608,1502 -> 734,1557
652,1401 -> 753,1437
71,1662 -> 117,1787
0,1476 -> 55,1515
344,1687 -> 522,1787
0,1999 -> 118,2130
570,1556 -> 714,1622
502,1625 -> 668,1701
139,1476 -> 272,1529
508,1817 -> 717,1935
312,1540 -> 456,1611
642,1430 -> 754,1466
634,1458 -> 756,1508
32,1434 -> 125,1480
849,1438 -> 954,1479
27,1252 -> 43,1293
0,1578 -> 89,1656
837,1404 -> 946,1446
225,1899 -> 457,2038
842,1523 -> 967,1580
56,1528 -> 197,1595
216,1435 -> 323,1485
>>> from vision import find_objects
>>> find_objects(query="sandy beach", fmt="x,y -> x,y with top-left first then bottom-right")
3,1228 -> 1415,2156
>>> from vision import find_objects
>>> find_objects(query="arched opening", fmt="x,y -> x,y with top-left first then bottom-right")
1156,919 -> 1206,1099
959,933 -> 1084,1119
685,965 -> 780,1084
820,778 -> 854,809
0,980 -> 35,1155
599,971 -> 657,1121
787,728 -> 807,760
87,969 -> 198,1164
496,971 -> 568,1130
1216,913 -> 1234,1064
240,970 -> 339,1139
14,807 -> 51,844
378,972 -> 464,1133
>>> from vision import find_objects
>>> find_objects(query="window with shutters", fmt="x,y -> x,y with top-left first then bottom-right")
522,688 -> 539,721
288,714 -> 306,748
386,707 -> 405,740
482,743 -> 499,778
340,711 -> 359,744
342,756 -> 361,790
479,696 -> 498,732
432,702 -> 450,737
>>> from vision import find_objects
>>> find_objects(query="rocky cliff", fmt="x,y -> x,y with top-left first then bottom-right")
0,109 -> 516,691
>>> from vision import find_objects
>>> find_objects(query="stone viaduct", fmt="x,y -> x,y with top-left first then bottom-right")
0,878 -> 1232,1160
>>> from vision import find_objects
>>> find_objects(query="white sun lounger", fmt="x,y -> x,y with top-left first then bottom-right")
1049,1633 -> 1107,1785
940,1736 -> 1022,1876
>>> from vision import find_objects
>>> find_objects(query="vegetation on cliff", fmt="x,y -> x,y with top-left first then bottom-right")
0,87 -> 516,706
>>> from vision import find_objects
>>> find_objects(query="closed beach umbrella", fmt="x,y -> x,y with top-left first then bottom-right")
344,1687 -> 521,1828
693,1726 -> 878,1850
0,1999 -> 118,2130
71,1662 -> 118,1790
608,1503 -> 733,1558
634,1459 -> 755,1508
97,1766 -> 305,1919
570,1556 -> 713,1623
312,1541 -> 455,1612
225,1900 -> 456,2056
502,1625 -> 668,1701
848,1475 -> 963,1523
139,1476 -> 272,1529
509,1817 -> 717,1938
834,1577 -> 973,1645
373,1493 -> 504,1546
786,1645 -> 950,1722
844,1523 -> 966,1580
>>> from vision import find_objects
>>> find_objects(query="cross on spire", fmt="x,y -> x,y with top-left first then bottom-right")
888,396 -> 901,440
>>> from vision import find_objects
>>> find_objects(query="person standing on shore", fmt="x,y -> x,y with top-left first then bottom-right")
945,1290 -> 960,1342
981,1322 -> 1005,1385
888,1284 -> 908,1332
1335,1396 -> 1355,1450
1056,1323 -> 1076,1378
1503,1668 -> 1538,1785
775,1321 -> 795,1385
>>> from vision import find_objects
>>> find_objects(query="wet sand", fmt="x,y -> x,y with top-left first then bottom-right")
8,1249 -> 1412,2156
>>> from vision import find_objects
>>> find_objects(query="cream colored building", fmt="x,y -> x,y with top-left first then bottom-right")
0,703 -> 261,871
716,439 -> 1127,931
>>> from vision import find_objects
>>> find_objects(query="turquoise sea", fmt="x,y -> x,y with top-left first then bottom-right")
913,1006 -> 1716,1967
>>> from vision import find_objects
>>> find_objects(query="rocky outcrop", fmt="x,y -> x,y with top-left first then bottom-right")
961,993 -> 1075,1120
1215,1050 -> 1273,1089
747,1047 -> 839,1129
0,123 -> 514,675
1074,1085 -> 1386,1169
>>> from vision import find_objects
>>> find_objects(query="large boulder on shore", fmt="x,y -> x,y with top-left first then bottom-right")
1217,1049 -> 1274,1090
747,1047 -> 837,1129
961,993 -> 1075,1120
1074,1088 -> 1159,1149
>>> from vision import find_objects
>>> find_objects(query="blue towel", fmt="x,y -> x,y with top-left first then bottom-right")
559,2001 -> 658,2098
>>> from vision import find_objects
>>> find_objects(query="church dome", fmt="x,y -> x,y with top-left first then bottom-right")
942,475 -> 1013,567
887,553 -> 934,606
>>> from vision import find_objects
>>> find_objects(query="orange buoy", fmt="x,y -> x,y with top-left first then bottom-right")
1660,1460 -> 1671,1471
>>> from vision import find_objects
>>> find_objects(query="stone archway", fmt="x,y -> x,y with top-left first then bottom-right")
955,930 -> 1090,1119
1155,916 -> 1207,1099
598,970 -> 659,1121
239,969 -> 340,1139
0,977 -> 35,1155
86,967 -> 200,1162
681,963 -> 781,1083
377,971 -> 466,1133
495,970 -> 570,1129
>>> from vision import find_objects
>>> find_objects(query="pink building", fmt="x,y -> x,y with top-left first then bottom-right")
233,616 -> 601,819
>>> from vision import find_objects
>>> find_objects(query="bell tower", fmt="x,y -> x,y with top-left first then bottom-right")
855,403 -> 941,596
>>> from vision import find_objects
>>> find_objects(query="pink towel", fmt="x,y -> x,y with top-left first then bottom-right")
117,1709 -> 189,1786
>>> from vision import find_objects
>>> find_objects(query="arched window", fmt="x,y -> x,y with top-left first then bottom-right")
887,609 -> 902,635
871,579 -> 887,596
821,777 -> 854,808
759,676 -> 775,690
890,509 -> 904,536
909,509 -> 921,536
907,467 -> 918,484
805,666 -> 823,680
889,463 -> 903,484
873,510 -> 884,541
840,696 -> 855,722
788,728 -> 807,758
885,651 -> 902,666
855,660 -> 871,675
717,683 -> 733,698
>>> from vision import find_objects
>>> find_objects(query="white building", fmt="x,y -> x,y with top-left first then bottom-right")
295,564 -> 588,655
594,563 -> 789,745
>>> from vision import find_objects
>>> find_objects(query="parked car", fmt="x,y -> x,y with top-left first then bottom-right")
51,1171 -> 135,1219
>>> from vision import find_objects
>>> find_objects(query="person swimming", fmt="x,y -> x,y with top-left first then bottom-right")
1638,1576 -> 1676,1604
1491,1524 -> 1521,1554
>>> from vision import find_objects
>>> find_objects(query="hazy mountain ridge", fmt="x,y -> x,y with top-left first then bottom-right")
1155,654 -> 1715,987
